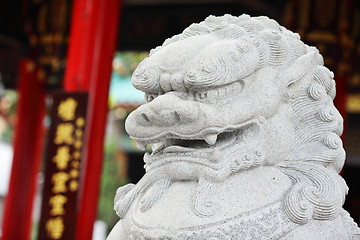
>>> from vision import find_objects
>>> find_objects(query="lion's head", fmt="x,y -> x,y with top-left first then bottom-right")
126,14 -> 343,174
118,14 -> 347,226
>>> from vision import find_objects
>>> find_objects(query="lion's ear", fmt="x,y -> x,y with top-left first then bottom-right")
277,52 -> 315,89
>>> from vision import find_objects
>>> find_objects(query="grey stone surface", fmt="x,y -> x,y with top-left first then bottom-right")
108,14 -> 360,239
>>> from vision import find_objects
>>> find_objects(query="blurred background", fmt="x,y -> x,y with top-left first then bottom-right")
0,0 -> 359,239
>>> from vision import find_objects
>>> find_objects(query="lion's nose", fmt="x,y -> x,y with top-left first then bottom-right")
136,109 -> 181,126
132,94 -> 199,127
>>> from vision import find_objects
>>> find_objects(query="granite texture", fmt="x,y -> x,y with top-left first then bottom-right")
108,14 -> 360,239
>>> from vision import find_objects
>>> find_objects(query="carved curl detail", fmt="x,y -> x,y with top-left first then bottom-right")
132,60 -> 161,93
279,162 -> 347,225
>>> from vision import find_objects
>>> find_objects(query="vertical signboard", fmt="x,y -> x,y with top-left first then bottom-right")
38,92 -> 88,240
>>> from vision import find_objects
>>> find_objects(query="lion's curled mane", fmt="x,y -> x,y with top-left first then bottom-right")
147,14 -> 348,225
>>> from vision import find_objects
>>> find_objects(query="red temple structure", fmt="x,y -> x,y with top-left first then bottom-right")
1,0 -> 121,239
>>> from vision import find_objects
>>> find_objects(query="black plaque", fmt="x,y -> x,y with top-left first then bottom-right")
38,91 -> 88,240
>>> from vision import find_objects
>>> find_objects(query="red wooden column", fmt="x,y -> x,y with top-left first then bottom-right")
1,60 -> 45,240
63,0 -> 122,239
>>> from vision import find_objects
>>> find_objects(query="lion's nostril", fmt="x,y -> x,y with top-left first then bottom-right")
174,111 -> 181,122
141,113 -> 151,123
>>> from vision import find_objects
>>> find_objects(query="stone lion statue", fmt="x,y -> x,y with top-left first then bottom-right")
108,14 -> 360,239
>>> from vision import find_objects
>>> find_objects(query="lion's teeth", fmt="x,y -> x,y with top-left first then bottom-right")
151,142 -> 164,152
136,141 -> 147,150
204,134 -> 217,145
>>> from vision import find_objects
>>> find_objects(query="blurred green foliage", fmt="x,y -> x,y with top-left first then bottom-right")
98,136 -> 129,233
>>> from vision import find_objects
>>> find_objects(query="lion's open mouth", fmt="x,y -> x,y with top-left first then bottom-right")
151,130 -> 238,155
135,119 -> 261,170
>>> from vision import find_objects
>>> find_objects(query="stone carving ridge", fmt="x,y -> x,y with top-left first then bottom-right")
108,14 -> 360,239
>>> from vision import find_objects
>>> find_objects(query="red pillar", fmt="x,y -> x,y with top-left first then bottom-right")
1,60 -> 45,240
63,0 -> 122,239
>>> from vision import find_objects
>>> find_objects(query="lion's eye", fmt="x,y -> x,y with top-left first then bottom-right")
192,80 -> 245,104
145,93 -> 160,102
194,89 -> 219,102
194,92 -> 208,100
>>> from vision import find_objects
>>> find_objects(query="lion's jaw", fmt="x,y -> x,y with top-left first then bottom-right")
142,120 -> 264,181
